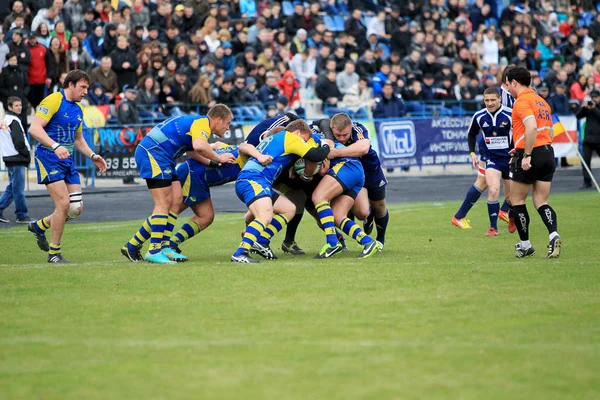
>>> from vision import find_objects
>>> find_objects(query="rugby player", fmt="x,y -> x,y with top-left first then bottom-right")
452,66 -> 516,230
312,114 -> 389,250
122,105 -> 235,264
467,87 -> 514,236
232,119 -> 330,263
28,70 -> 107,263
311,140 -> 380,259
505,67 -> 562,258
119,142 -> 272,261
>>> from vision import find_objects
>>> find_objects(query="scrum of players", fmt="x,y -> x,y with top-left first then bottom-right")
119,107 -> 389,264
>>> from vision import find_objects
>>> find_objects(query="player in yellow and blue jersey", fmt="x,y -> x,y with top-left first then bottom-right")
121,104 -> 235,265
28,70 -> 107,263
311,140 -> 381,259
232,119 -> 331,263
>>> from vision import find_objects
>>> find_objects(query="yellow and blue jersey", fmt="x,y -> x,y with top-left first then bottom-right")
145,115 -> 213,160
178,144 -> 243,206
239,130 -> 318,186
35,90 -> 84,154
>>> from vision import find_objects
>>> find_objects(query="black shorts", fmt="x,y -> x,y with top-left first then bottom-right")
510,145 -> 555,184
146,174 -> 179,189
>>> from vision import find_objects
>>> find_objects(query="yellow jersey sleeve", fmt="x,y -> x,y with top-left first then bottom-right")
189,118 -> 212,141
35,92 -> 63,123
76,103 -> 84,134
283,132 -> 317,157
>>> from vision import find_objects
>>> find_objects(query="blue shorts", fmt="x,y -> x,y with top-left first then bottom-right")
34,147 -> 80,185
235,176 -> 273,206
135,136 -> 177,180
328,160 -> 365,199
486,157 -> 510,180
477,134 -> 489,162
364,165 -> 387,201
176,160 -> 210,207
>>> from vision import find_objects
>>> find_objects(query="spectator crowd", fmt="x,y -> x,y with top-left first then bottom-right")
1,0 -> 600,126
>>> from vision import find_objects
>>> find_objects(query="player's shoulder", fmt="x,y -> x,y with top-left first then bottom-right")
500,105 -> 512,115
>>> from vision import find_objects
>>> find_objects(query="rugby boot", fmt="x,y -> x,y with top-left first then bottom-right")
28,222 -> 49,251
231,251 -> 260,263
314,243 -> 344,259
451,216 -> 472,230
121,244 -> 143,262
546,235 -> 562,259
282,241 -> 306,255
162,247 -> 188,262
515,243 -> 535,258
485,228 -> 499,236
357,240 -> 380,259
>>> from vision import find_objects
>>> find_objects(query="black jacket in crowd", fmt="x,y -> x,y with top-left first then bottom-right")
576,104 -> 600,144
0,64 -> 30,107
117,98 -> 141,124
110,47 -> 139,90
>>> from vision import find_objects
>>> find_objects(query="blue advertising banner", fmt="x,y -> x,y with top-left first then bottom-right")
373,117 -> 473,168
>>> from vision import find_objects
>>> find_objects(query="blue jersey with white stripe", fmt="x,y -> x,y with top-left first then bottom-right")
469,106 -> 513,160
245,114 -> 296,146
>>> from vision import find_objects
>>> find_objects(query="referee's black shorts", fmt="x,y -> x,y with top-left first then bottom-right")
510,145 -> 556,184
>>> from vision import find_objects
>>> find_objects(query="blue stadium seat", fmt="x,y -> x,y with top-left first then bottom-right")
334,16 -> 345,32
282,1 -> 294,16
323,15 -> 337,32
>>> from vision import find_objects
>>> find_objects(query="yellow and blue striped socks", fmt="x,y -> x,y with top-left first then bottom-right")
172,220 -> 202,246
340,217 -> 372,245
161,210 -> 178,248
128,218 -> 152,251
316,201 -> 338,247
235,220 -> 266,256
148,213 -> 168,255
49,242 -> 60,255
258,214 -> 289,245
33,217 -> 50,235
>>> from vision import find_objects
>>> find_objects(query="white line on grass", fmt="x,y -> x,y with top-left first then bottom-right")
0,336 -> 598,352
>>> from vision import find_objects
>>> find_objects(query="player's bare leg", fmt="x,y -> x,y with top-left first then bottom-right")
170,198 -> 215,254
44,181 -> 72,262
532,181 -> 561,258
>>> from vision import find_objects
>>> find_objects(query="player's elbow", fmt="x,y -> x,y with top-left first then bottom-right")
304,145 -> 330,162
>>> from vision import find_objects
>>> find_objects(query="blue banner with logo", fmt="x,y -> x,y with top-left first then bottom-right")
373,117 -> 473,168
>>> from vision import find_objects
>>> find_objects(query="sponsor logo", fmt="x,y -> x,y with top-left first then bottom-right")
482,122 -> 489,128
379,180 -> 386,187
544,208 -> 553,225
378,121 -> 416,159
50,170 -> 59,175
189,196 -> 196,202
38,106 -> 49,115
164,168 -> 172,174
64,113 -> 69,118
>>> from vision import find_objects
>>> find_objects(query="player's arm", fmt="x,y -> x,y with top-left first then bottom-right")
186,150 -> 211,166
522,117 -> 537,156
73,128 -> 107,173
261,125 -> 287,140
239,142 -> 273,166
328,138 -> 370,159
466,115 -> 480,167
190,118 -> 235,164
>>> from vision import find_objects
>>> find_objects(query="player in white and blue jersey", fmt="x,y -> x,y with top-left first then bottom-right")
466,88 -> 513,236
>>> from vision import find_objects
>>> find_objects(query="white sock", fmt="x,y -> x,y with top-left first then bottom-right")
549,231 -> 559,241
521,240 -> 531,249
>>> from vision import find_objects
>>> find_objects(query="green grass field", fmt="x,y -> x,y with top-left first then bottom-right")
1,192 -> 599,399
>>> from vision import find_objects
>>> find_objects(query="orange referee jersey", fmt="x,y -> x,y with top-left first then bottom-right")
511,88 -> 554,149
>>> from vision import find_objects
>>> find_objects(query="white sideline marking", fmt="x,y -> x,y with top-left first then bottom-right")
0,336 -> 597,352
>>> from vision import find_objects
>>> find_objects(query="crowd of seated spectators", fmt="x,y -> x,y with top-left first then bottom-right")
1,0 -> 600,126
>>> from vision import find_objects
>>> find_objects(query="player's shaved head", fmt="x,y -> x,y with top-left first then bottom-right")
484,87 -> 500,97
330,113 -> 352,132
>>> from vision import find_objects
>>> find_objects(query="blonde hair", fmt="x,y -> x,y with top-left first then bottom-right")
330,113 -> 352,131
207,104 -> 233,120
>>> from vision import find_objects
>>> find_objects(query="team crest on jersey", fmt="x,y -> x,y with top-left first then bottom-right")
500,121 -> 508,128
38,106 -> 49,115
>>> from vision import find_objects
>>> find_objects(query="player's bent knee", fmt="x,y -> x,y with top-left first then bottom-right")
66,192 -> 83,221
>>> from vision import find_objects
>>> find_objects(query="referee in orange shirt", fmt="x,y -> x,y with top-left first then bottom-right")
504,67 -> 562,259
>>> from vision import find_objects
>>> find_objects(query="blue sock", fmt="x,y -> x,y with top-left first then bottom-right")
455,185 -> 483,219
316,201 -> 338,247
500,199 -> 510,212
488,201 -> 500,229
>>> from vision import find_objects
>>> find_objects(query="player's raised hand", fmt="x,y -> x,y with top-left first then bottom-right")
54,146 -> 70,160
218,152 -> 236,164
257,154 -> 273,166
92,154 -> 107,173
